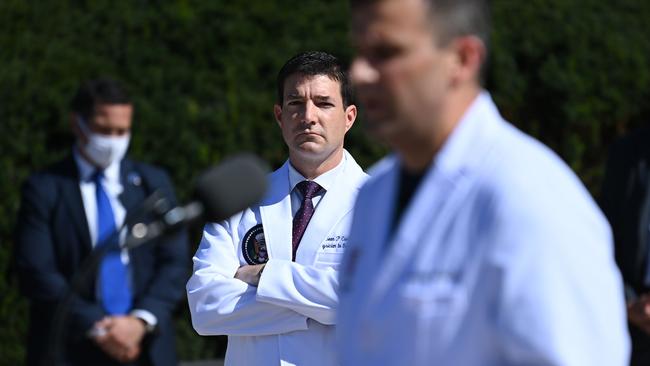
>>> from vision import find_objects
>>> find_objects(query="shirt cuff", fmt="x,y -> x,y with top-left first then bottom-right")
130,309 -> 157,333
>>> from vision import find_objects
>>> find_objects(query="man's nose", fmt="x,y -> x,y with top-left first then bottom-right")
301,101 -> 317,124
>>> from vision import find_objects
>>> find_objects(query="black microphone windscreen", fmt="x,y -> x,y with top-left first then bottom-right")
194,154 -> 269,222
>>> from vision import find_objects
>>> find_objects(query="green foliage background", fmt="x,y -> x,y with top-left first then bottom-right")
1,0 -> 648,363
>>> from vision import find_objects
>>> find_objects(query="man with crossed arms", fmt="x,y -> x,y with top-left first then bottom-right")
187,51 -> 367,366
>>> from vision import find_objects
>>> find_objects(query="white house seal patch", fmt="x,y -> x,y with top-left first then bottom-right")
242,224 -> 268,264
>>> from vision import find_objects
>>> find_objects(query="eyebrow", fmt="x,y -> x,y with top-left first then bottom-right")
313,95 -> 333,101
285,94 -> 334,101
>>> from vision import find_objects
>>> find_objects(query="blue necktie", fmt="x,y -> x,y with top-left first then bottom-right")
94,171 -> 132,314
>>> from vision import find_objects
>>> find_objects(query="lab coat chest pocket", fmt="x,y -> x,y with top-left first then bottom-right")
400,271 -> 468,347
314,234 -> 348,270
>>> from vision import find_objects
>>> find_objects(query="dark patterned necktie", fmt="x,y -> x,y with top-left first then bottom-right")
292,180 -> 324,261
94,170 -> 132,314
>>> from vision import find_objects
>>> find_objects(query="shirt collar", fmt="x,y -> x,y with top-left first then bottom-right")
73,147 -> 121,184
287,150 -> 348,193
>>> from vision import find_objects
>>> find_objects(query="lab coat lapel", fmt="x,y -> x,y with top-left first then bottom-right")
368,162 -> 399,262
371,164 -> 457,297
259,161 -> 293,261
370,92 -> 500,298
345,157 -> 399,292
295,153 -> 365,264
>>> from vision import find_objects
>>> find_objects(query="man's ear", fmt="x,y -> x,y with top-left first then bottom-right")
450,35 -> 486,86
70,113 -> 85,143
344,104 -> 358,132
273,104 -> 283,128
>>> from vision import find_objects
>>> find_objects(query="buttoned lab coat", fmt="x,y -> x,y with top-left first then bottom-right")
187,150 -> 367,366
337,93 -> 630,366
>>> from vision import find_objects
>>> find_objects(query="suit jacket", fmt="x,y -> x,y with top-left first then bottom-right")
187,150 -> 368,366
601,127 -> 650,365
14,154 -> 189,366
601,127 -> 650,297
337,92 -> 629,365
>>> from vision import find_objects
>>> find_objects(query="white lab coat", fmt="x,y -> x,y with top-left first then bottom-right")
188,150 -> 367,366
337,93 -> 630,366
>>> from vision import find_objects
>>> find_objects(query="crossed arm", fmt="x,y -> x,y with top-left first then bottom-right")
187,221 -> 340,337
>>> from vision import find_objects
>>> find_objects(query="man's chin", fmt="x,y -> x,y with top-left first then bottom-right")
292,144 -> 337,162
295,142 -> 323,153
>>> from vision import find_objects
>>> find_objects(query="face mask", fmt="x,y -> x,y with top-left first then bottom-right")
77,118 -> 131,169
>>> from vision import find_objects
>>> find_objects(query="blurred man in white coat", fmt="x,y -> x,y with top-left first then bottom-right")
187,51 -> 367,365
337,0 -> 630,365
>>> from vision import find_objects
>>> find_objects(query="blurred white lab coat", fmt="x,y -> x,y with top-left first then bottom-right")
337,92 -> 630,366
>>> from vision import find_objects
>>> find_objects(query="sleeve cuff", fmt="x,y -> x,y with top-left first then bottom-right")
130,309 -> 158,333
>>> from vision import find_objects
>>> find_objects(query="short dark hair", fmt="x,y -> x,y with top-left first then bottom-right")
70,78 -> 131,120
351,0 -> 490,49
276,51 -> 353,107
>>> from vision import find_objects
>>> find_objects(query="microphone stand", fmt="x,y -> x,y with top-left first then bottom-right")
44,191 -> 169,366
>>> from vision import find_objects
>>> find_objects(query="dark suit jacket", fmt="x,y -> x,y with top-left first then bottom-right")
601,127 -> 650,365
13,154 -> 189,366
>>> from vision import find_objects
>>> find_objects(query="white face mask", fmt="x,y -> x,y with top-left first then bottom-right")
77,118 -> 131,169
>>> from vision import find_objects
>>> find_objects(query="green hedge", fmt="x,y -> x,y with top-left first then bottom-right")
1,0 -> 648,363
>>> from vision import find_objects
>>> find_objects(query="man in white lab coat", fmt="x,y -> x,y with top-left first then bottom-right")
338,0 -> 630,365
187,51 -> 367,366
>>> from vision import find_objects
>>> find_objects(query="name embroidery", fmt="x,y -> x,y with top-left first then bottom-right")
322,235 -> 348,250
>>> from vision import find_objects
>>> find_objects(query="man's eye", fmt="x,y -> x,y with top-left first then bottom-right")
287,100 -> 302,106
95,127 -> 112,135
370,46 -> 400,63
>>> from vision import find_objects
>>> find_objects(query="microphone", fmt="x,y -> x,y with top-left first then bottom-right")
124,153 -> 268,249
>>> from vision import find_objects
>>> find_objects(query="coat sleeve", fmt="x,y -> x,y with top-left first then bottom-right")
130,168 -> 190,323
13,175 -> 105,337
187,221 -> 309,336
255,259 -> 339,325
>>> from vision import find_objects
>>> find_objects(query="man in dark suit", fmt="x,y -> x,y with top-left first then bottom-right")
14,78 -> 189,366
601,127 -> 650,366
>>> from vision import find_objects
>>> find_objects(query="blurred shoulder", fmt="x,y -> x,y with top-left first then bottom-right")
482,121 -> 605,231
359,154 -> 397,192
127,159 -> 173,183
22,155 -> 76,194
